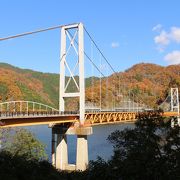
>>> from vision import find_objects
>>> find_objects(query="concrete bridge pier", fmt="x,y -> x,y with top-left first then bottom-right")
56,134 -> 68,170
51,125 -> 92,171
51,132 -> 55,167
52,127 -> 68,170
76,135 -> 88,171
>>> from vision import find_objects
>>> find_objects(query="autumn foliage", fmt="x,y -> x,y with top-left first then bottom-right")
0,62 -> 180,109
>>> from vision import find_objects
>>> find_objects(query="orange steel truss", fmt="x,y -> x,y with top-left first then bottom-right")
0,111 -> 178,128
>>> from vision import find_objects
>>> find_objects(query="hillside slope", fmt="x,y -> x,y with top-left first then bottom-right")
0,62 -> 180,109
122,63 -> 180,107
85,63 -> 180,108
0,63 -> 59,108
0,63 -> 97,109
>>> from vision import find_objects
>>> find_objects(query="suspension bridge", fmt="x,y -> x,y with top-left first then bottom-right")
0,23 -> 179,171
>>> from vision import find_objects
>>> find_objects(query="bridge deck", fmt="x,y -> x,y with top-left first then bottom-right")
0,113 -> 79,127
0,111 -> 178,128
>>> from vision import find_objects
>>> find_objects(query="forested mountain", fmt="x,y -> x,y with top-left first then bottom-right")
0,62 -> 180,109
86,63 -> 180,108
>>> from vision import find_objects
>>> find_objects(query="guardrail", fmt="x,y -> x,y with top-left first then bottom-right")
0,101 -> 59,112
0,111 -> 79,118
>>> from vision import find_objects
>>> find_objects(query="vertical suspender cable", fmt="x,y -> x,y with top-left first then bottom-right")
91,40 -> 94,107
113,74 -> 116,110
106,66 -> 109,109
84,26 -> 149,111
100,54 -> 102,111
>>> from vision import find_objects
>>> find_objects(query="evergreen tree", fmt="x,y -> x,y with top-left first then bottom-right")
0,128 -> 47,161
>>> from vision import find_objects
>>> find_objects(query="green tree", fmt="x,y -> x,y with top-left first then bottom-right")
1,128 -> 47,161
89,112 -> 180,180
0,151 -> 67,180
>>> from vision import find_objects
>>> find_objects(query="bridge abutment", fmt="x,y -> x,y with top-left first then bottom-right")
51,125 -> 92,171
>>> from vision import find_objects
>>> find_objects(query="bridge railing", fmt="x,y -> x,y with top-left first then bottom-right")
0,111 -> 79,118
0,101 -> 79,118
0,100 -> 59,112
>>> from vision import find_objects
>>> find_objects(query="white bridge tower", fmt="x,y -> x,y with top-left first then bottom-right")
59,23 -> 85,123
52,23 -> 92,172
171,88 -> 180,127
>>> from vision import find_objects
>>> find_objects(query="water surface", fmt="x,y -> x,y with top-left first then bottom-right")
27,123 -> 134,163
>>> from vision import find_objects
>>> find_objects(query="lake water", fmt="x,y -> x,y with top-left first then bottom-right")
27,123 -> 134,163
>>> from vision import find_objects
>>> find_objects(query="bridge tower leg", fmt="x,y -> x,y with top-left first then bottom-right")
170,88 -> 180,127
171,88 -> 179,113
52,23 -> 92,171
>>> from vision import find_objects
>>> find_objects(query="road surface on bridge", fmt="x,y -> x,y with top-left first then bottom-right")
0,111 -> 178,128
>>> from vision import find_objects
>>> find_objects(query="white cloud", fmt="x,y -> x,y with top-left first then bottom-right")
111,42 -> 119,48
152,24 -> 162,32
171,27 -> 180,43
154,30 -> 170,52
164,50 -> 180,64
153,26 -> 180,52
154,30 -> 170,46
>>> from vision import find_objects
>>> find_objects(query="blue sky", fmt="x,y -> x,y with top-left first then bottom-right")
0,0 -> 180,75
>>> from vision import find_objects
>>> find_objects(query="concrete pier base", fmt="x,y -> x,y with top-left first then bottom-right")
51,125 -> 92,171
51,132 -> 55,167
56,134 -> 68,170
178,117 -> 180,126
76,135 -> 88,171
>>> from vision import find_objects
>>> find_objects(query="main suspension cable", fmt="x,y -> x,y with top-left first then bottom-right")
84,27 -> 117,75
0,23 -> 79,41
